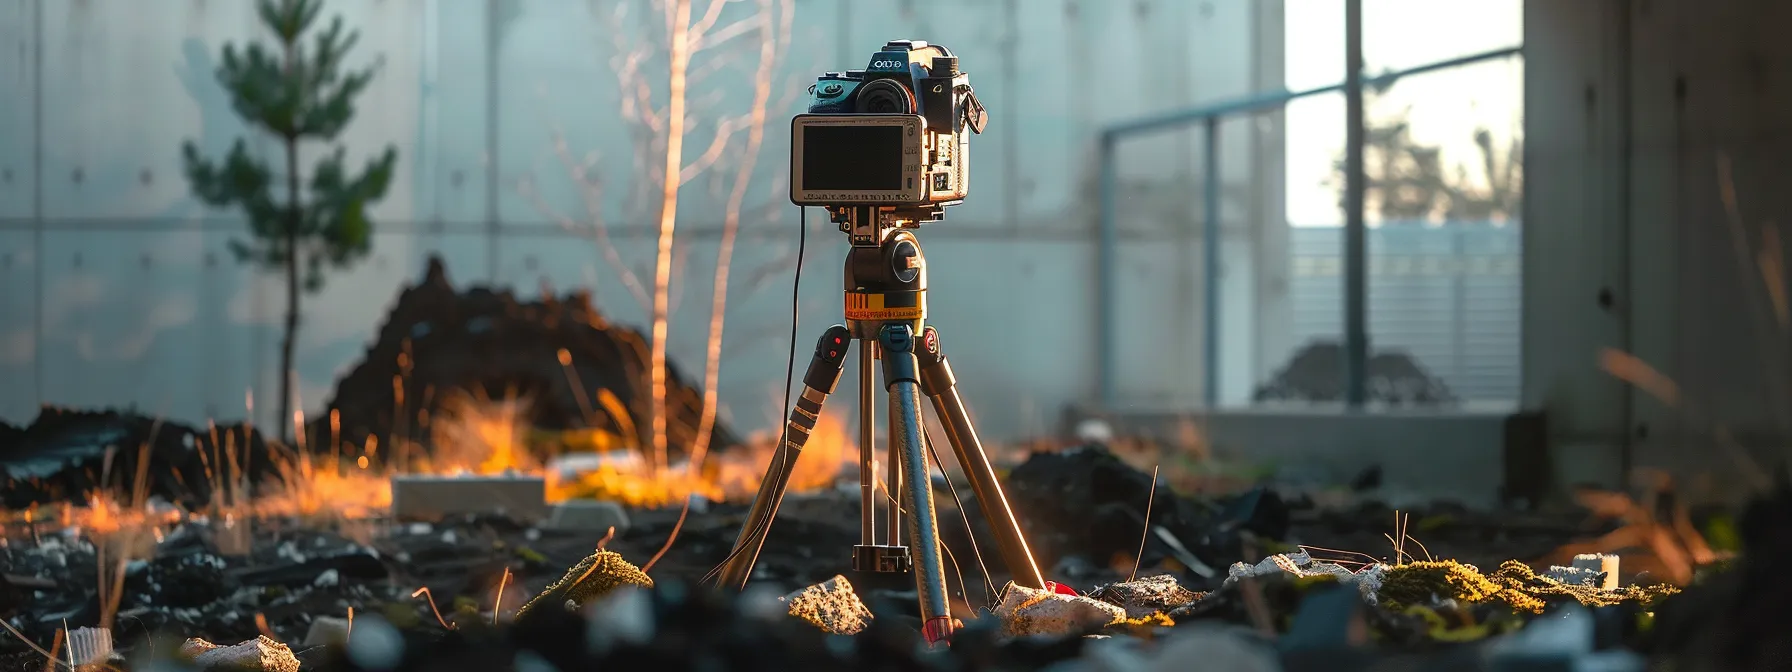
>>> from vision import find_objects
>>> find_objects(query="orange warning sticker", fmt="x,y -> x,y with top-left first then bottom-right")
844,292 -> 924,321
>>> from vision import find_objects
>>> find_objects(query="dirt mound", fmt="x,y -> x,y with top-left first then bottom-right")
315,256 -> 738,462
1253,340 -> 1458,405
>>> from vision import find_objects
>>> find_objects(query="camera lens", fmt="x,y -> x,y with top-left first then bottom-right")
855,79 -> 915,114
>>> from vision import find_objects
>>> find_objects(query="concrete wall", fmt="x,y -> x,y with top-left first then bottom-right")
0,0 -> 1285,444
1524,0 -> 1792,503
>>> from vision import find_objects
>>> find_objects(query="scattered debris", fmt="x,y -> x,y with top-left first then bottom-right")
780,575 -> 874,635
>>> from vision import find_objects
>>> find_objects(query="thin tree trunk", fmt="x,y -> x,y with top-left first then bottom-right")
687,2 -> 780,477
281,134 -> 300,444
278,33 -> 302,445
649,0 -> 694,475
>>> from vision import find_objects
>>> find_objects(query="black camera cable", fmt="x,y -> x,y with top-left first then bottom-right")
701,205 -> 808,588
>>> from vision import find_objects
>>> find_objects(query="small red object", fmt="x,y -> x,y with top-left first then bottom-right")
1043,581 -> 1079,596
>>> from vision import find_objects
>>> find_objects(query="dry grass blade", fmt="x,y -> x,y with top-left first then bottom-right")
346,607 -> 354,640
1300,544 -> 1384,565
42,628 -> 62,672
254,613 -> 278,642
1130,465 -> 1160,582
494,568 -> 512,626
410,587 -> 454,630
1405,531 -> 1435,563
643,494 -> 691,574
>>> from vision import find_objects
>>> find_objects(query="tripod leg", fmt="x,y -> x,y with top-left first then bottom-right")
878,324 -> 955,644
715,325 -> 852,591
858,343 -> 876,546
915,326 -> 1048,590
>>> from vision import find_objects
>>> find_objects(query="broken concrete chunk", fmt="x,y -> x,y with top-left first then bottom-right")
516,550 -> 653,621
1226,550 -> 1387,604
1087,574 -> 1200,619
180,635 -> 301,672
546,500 -> 632,535
780,575 -> 874,635
995,581 -> 1125,638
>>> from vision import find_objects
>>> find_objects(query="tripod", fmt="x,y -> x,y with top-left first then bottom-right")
715,206 -> 1047,644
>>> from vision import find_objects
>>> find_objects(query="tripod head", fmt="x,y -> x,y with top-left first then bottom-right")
828,204 -> 939,247
834,206 -> 928,341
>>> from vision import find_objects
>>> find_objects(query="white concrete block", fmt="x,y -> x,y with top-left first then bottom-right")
391,475 -> 549,522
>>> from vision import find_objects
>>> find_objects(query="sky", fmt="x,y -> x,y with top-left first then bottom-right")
1282,0 -> 1525,226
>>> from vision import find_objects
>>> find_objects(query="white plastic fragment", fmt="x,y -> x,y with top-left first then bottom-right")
67,626 -> 114,667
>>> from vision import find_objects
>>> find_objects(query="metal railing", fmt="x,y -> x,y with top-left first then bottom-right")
1093,45 -> 1524,408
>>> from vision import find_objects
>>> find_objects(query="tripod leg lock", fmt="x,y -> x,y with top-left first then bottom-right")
877,324 -> 920,386
914,326 -> 956,394
805,325 -> 853,393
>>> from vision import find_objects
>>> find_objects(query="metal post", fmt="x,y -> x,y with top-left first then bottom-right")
1096,133 -> 1118,406
32,0 -> 44,409
1343,0 -> 1368,408
1202,119 -> 1221,405
485,0 -> 501,284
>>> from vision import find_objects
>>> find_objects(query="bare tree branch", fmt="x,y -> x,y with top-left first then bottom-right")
679,118 -> 742,185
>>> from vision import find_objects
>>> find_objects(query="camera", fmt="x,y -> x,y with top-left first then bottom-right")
788,40 -> 987,221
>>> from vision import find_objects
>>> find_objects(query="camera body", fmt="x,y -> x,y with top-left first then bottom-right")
788,40 -> 987,221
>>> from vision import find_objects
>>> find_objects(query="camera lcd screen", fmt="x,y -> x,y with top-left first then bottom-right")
801,125 -> 904,191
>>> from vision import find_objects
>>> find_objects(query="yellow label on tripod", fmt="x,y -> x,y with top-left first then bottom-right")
845,291 -> 925,321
